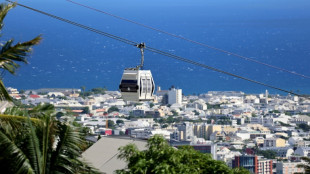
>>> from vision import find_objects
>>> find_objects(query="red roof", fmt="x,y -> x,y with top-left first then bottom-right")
29,94 -> 40,98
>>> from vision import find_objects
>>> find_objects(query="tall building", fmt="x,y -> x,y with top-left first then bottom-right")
276,162 -> 304,174
193,123 -> 222,140
232,155 -> 272,174
170,122 -> 193,141
168,86 -> 182,105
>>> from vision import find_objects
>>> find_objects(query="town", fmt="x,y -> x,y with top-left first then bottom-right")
4,85 -> 310,174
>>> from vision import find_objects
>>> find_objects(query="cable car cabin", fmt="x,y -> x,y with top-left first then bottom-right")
119,69 -> 155,102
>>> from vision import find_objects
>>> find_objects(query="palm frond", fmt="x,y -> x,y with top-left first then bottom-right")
4,106 -> 28,116
28,103 -> 55,118
51,123 -> 94,173
0,2 -> 15,31
26,116 -> 43,174
0,113 -> 41,142
0,36 -> 42,74
0,80 -> 11,101
0,130 -> 34,173
41,114 -> 51,174
0,113 -> 41,124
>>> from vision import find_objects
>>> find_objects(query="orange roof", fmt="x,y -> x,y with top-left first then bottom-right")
96,108 -> 106,112
72,110 -> 83,113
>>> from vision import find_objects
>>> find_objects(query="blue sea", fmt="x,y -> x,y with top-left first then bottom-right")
2,0 -> 310,95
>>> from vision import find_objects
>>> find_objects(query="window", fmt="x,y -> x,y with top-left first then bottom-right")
120,80 -> 138,92
142,79 -> 147,93
147,79 -> 151,93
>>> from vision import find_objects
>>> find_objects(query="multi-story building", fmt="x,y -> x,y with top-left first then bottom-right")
257,159 -> 273,174
232,155 -> 272,174
263,138 -> 286,148
293,115 -> 310,125
193,123 -> 222,140
168,86 -> 182,105
170,122 -> 193,141
276,162 -> 304,174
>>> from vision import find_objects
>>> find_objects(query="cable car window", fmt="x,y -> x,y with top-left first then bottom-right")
151,78 -> 154,95
147,79 -> 151,93
140,78 -> 142,97
119,80 -> 138,92
142,79 -> 147,93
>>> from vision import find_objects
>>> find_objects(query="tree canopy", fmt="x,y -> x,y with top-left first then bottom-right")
117,135 -> 249,174
108,106 -> 119,113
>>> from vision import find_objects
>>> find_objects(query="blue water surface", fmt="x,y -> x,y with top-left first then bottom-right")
2,0 -> 310,95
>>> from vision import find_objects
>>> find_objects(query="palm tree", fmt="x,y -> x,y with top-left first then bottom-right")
0,2 -> 41,101
0,3 -> 99,173
81,86 -> 86,97
0,104 -> 100,173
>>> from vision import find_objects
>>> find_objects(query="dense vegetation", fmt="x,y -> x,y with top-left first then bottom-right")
117,135 -> 249,174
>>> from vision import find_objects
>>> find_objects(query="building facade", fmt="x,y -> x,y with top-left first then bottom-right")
232,155 -> 272,174
168,87 -> 182,105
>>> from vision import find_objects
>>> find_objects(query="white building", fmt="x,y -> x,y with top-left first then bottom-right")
276,162 -> 305,174
168,86 -> 182,105
294,147 -> 310,157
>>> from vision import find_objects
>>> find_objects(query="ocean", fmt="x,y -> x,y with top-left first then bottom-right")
2,0 -> 310,95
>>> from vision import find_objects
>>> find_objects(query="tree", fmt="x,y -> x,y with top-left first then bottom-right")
296,156 -> 310,174
82,106 -> 90,114
0,3 -> 41,101
171,110 -> 178,116
97,134 -> 102,141
298,123 -> 310,132
108,106 -> 119,113
116,119 -> 124,125
108,120 -> 115,129
55,111 -> 64,119
0,4 -> 99,173
80,86 -> 86,97
0,104 -> 100,173
149,103 -> 154,108
193,110 -> 199,115
91,87 -> 107,95
166,116 -> 174,124
117,135 -> 247,174
256,150 -> 277,159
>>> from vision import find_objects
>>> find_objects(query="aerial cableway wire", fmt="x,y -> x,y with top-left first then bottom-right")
11,1 -> 303,96
65,0 -> 310,80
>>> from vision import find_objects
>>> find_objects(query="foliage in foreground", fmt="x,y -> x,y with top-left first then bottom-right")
0,104 -> 100,174
116,135 -> 249,174
0,2 -> 41,101
0,3 -> 100,173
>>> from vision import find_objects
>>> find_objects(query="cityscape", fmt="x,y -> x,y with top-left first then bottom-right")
4,86 -> 310,174
1,0 -> 310,174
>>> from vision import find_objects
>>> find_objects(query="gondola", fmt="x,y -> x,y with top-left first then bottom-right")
119,43 -> 155,101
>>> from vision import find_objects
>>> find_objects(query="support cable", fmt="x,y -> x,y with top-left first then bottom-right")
66,0 -> 310,80
10,1 -> 304,96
